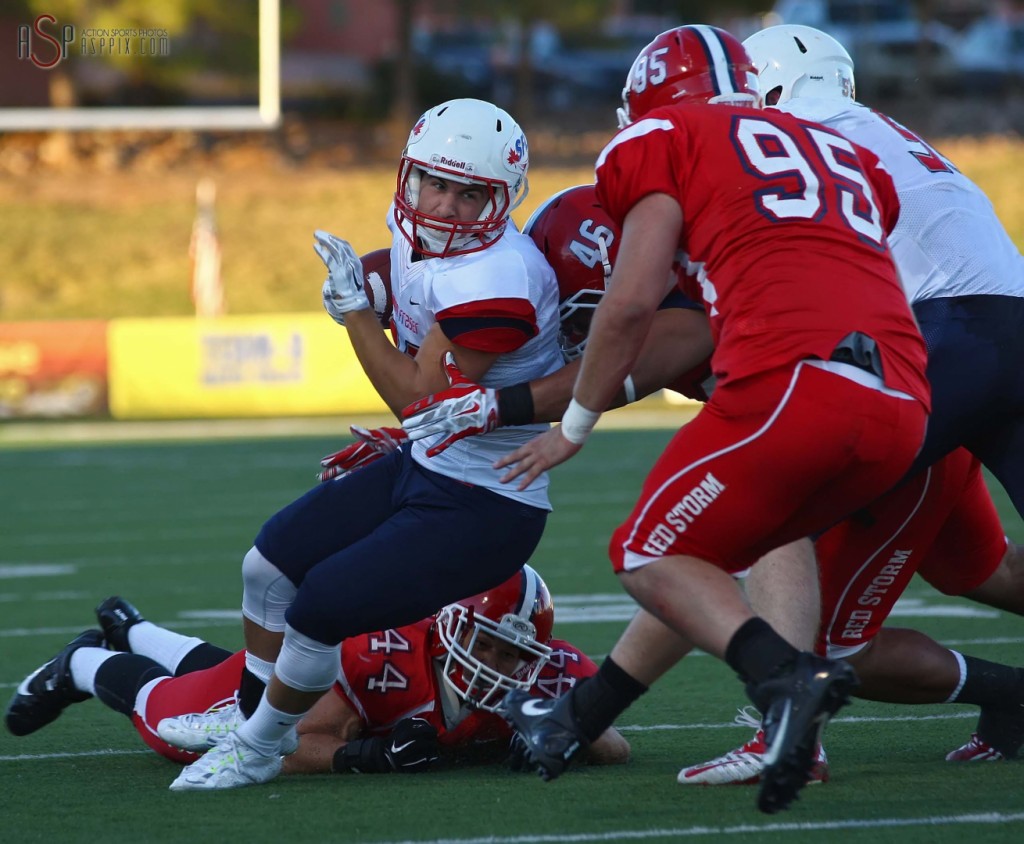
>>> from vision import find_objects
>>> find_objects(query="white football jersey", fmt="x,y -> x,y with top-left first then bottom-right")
386,205 -> 563,509
775,98 -> 1024,304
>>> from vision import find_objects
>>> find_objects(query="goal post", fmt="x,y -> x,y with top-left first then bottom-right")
0,0 -> 280,132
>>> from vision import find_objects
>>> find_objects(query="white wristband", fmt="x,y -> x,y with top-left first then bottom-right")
560,398 -> 601,445
622,374 -> 637,405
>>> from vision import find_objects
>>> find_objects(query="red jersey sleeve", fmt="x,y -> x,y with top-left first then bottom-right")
856,143 -> 901,236
436,298 -> 539,353
595,117 -> 685,229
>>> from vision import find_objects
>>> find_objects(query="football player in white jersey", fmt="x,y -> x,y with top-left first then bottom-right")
168,98 -> 565,791
671,24 -> 1024,784
746,23 -> 1024,506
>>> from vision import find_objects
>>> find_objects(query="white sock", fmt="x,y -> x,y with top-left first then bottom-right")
126,621 -> 205,674
236,694 -> 303,756
245,651 -> 275,683
69,647 -> 118,696
944,649 -> 968,703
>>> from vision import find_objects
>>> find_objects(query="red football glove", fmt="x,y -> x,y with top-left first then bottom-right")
401,352 -> 501,458
317,425 -> 408,483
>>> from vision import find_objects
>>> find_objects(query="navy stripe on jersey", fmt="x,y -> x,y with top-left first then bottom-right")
439,315 -> 538,352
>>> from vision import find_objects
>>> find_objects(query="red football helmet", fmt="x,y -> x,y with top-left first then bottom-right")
523,184 -> 619,361
617,24 -> 760,128
433,565 -> 554,712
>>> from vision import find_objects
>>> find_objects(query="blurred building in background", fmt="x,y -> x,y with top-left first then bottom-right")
2,0 -> 1022,141
1,0 -> 1021,421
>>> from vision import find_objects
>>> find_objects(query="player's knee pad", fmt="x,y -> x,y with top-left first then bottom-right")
274,624 -> 340,693
241,545 -> 297,632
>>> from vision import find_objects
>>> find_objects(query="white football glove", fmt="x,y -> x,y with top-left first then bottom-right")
401,352 -> 501,457
313,229 -> 370,325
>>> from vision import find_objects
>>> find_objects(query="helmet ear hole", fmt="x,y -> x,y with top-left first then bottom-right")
766,86 -> 783,106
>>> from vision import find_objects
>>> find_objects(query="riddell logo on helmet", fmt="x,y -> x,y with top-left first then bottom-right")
440,156 -> 467,170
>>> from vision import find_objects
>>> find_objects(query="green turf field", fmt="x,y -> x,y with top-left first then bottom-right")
2,427 -> 1023,843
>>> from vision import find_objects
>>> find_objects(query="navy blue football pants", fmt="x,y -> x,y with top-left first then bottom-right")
254,446 -> 548,646
908,294 -> 1024,519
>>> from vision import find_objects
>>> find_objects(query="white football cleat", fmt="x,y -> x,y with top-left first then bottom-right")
159,703 -> 246,752
677,707 -> 830,786
169,731 -> 282,791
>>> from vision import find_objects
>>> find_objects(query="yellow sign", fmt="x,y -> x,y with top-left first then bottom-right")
109,315 -> 389,419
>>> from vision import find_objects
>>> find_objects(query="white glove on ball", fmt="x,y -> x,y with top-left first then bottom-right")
314,229 -> 370,325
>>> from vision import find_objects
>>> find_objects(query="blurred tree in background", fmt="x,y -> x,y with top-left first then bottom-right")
9,0 -> 284,107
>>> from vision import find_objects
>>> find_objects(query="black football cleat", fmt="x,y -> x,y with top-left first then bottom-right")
5,629 -> 106,737
971,701 -> 1024,760
95,596 -> 145,652
754,652 -> 858,814
499,689 -> 589,781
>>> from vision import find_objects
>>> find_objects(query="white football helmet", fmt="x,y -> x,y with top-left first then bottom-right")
743,25 -> 855,106
394,98 -> 530,258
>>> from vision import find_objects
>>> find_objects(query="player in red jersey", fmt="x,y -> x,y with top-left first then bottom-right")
4,568 -> 629,774
677,447 -> 1024,784
404,183 -> 1024,777
493,25 -> 929,814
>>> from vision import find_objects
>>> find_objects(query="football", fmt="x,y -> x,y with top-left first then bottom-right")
360,248 -> 393,328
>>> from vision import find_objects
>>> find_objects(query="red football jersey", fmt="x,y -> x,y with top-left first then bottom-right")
133,628 -> 596,765
595,103 -> 928,406
334,619 -> 596,748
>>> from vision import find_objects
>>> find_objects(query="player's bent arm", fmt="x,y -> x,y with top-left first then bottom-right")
347,314 -> 500,417
572,194 -> 684,414
583,725 -> 631,766
283,689 -> 364,775
526,307 -> 710,422
413,324 -> 502,390
628,306 -> 712,400
527,362 -> 581,422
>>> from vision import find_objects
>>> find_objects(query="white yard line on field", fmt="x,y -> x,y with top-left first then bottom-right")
356,813 -> 1024,844
0,709 -> 978,759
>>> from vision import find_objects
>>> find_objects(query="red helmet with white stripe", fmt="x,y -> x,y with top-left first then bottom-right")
617,25 -> 760,128
523,184 -> 619,362
433,565 -> 554,712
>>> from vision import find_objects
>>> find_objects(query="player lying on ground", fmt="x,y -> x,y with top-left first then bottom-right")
4,569 -> 629,775
399,182 -> 1024,782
